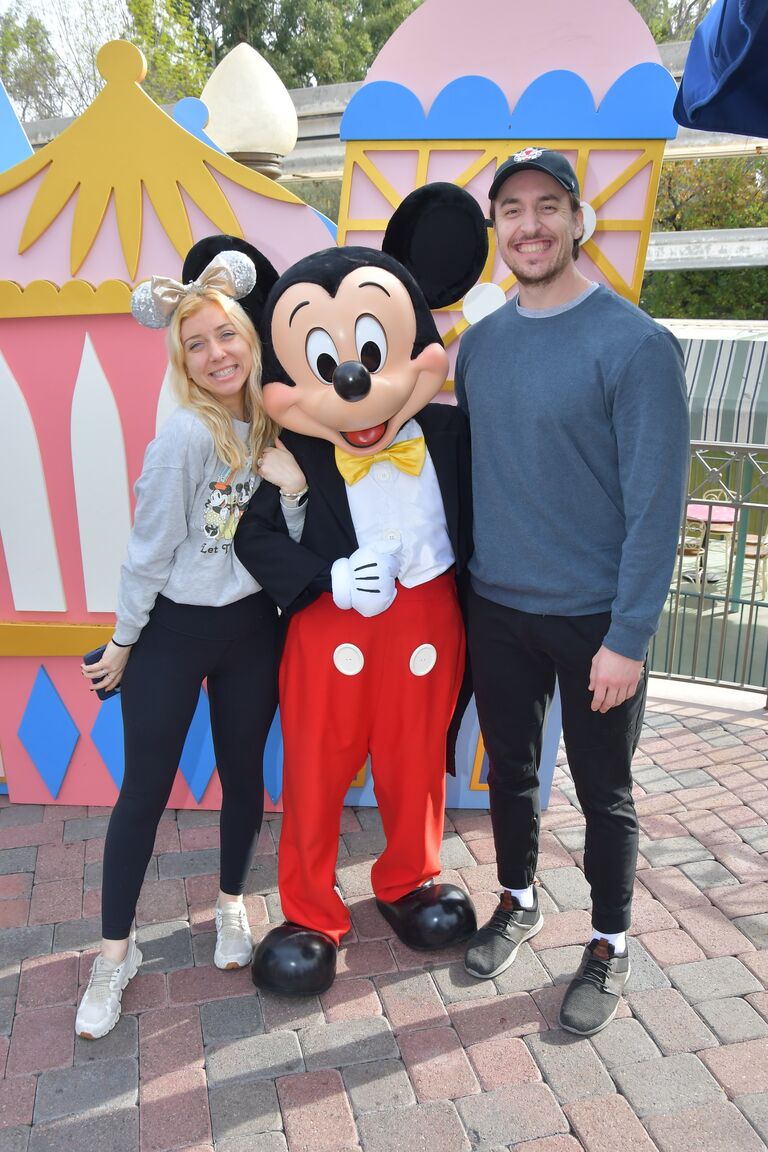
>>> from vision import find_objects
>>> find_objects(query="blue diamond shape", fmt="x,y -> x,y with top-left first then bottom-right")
91,688 -> 216,803
263,708 -> 284,805
90,694 -> 125,790
178,688 -> 216,803
18,667 -> 80,799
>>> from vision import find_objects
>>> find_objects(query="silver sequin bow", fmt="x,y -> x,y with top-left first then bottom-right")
130,251 -> 258,329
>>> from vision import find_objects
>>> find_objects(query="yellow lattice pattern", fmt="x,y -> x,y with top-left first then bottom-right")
338,138 -> 666,338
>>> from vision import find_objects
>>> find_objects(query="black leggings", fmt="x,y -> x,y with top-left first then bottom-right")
468,587 -> 646,935
101,594 -> 281,940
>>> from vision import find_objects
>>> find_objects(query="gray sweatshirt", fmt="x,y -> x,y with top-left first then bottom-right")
114,407 -> 303,645
454,285 -> 690,661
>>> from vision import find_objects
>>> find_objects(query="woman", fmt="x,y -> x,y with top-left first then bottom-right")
76,253 -> 307,1039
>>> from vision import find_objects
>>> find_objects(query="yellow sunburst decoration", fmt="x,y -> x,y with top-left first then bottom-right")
0,40 -> 302,281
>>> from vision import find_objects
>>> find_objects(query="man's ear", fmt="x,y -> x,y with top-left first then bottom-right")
382,183 -> 488,310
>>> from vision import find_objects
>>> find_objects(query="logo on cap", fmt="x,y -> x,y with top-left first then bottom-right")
512,147 -> 544,163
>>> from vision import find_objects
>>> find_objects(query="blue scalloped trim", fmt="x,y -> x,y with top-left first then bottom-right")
342,80 -> 428,140
340,64 -> 678,141
428,76 -> 512,138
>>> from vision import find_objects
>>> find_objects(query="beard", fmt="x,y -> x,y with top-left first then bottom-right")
507,242 -> 574,289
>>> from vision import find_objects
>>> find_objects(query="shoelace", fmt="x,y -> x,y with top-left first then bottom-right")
218,905 -> 248,940
579,950 -> 613,991
85,956 -> 121,1002
488,899 -> 526,932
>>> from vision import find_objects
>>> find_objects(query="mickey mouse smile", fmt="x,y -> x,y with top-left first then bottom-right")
340,422 -> 389,449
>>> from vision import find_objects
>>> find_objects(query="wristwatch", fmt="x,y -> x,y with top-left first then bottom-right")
280,484 -> 309,508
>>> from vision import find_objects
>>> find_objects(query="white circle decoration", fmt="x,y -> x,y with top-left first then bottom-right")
580,201 -> 597,244
462,282 -> 507,326
333,643 -> 365,676
409,643 -> 437,677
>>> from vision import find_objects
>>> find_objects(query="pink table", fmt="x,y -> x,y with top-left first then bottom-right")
686,503 -> 736,525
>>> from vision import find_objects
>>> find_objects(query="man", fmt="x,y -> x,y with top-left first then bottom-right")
454,148 -> 689,1037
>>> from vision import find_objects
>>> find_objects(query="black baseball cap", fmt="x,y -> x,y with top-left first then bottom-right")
488,148 -> 580,202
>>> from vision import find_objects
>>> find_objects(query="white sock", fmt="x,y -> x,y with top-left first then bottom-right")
591,929 -> 626,954
505,886 -> 534,909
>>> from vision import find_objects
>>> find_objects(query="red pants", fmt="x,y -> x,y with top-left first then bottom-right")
278,572 -> 465,945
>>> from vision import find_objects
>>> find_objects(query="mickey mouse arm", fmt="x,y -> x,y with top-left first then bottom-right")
234,481 -> 330,616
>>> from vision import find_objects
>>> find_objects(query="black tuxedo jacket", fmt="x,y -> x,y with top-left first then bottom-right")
235,402 -> 473,618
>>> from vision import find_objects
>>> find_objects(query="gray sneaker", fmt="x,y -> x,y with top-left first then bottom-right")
75,937 -> 142,1039
559,938 -> 631,1036
464,890 -> 543,979
214,902 -> 253,970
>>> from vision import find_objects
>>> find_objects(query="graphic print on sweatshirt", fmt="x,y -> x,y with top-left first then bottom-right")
201,463 -> 255,542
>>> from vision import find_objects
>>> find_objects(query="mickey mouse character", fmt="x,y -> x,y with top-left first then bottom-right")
184,184 -> 488,995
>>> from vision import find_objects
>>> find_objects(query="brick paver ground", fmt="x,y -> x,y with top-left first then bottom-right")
1,682 -> 768,1150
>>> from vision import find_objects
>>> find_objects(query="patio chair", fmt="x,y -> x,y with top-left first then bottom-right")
678,519 -> 706,586
701,488 -> 737,564
744,534 -> 768,600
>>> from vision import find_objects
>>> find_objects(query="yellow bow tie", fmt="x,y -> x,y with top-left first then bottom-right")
335,435 -> 426,485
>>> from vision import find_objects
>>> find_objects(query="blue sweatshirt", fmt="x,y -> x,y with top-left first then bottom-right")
454,285 -> 690,661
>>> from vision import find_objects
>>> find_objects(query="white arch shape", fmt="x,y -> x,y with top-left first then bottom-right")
71,335 -> 132,612
0,350 -> 65,610
155,362 -> 178,434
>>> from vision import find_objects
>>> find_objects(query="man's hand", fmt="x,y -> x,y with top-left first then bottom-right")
589,646 -> 644,713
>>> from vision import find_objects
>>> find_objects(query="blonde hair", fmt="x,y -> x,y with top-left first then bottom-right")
167,287 -> 279,471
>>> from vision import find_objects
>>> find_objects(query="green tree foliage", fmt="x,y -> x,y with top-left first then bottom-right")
216,0 -> 423,88
641,158 -> 768,320
23,0 -> 129,115
283,175 -> 342,221
0,3 -> 64,119
126,0 -> 209,104
2,0 -> 207,117
187,0 -> 221,66
212,0 -> 714,86
631,0 -> 714,40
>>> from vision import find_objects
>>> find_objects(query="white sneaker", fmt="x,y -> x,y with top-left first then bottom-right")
75,937 -> 142,1039
214,902 -> 253,969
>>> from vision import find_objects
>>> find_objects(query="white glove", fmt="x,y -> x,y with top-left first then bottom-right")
331,541 -> 401,618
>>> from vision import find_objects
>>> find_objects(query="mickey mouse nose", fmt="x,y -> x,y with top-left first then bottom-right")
333,361 -> 371,402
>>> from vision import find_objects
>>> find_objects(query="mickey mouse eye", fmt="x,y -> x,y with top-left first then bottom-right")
306,328 -> 340,384
355,315 -> 387,374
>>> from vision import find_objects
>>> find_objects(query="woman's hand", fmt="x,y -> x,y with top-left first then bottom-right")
257,437 -> 306,495
81,639 -> 132,693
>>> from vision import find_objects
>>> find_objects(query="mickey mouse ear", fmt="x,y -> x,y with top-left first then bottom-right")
382,183 -> 488,310
182,235 -> 280,329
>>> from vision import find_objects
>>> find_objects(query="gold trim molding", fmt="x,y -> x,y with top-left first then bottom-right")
0,622 -> 114,657
0,280 -> 133,319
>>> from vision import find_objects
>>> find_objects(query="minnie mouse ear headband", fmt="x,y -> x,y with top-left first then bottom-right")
130,250 -> 258,329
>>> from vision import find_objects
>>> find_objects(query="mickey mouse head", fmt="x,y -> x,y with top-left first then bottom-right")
183,184 -> 488,456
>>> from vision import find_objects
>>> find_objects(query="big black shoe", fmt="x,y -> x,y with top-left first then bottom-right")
376,882 -> 477,951
464,890 -> 543,979
251,923 -> 337,996
559,937 -> 631,1036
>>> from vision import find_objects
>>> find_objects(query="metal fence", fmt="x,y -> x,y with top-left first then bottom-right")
649,441 -> 768,701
